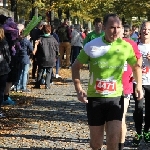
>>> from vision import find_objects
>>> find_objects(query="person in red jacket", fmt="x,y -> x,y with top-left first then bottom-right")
119,25 -> 142,150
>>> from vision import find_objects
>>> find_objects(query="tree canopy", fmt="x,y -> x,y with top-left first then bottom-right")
11,0 -> 149,23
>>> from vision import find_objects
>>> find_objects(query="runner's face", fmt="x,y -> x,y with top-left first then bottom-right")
141,23 -> 150,40
123,27 -> 130,38
94,22 -> 102,32
103,17 -> 122,42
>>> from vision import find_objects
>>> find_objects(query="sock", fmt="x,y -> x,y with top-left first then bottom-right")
118,143 -> 124,150
4,95 -> 9,101
136,128 -> 142,135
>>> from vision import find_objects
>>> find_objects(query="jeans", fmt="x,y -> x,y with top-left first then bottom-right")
0,74 -> 8,106
56,58 -> 60,74
36,66 -> 53,88
17,64 -> 29,90
71,46 -> 82,65
133,83 -> 150,133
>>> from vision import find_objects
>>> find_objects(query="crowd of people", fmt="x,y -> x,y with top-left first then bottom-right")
0,12 -> 150,150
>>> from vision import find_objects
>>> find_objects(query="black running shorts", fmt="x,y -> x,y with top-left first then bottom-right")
86,96 -> 124,126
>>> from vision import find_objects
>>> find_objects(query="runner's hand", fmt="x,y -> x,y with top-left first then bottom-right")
135,85 -> 144,100
77,90 -> 88,103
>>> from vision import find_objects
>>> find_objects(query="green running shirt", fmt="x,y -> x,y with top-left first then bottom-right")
77,36 -> 137,97
83,30 -> 104,46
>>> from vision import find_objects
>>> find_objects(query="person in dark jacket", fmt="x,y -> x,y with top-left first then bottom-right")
30,21 -> 45,79
0,26 -> 11,118
33,24 -> 59,89
16,32 -> 33,92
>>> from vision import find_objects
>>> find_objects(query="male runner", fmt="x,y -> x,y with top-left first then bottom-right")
72,14 -> 143,150
132,21 -> 150,146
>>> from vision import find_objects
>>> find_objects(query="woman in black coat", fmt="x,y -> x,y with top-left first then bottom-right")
0,26 -> 11,118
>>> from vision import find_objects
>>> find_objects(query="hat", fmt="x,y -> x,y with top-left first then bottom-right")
0,14 -> 7,25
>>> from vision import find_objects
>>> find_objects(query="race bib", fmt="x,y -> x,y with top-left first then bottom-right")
142,67 -> 149,74
95,79 -> 116,95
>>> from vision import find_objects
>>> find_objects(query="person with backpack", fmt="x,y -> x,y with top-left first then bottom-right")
0,26 -> 11,118
33,25 -> 59,89
57,18 -> 71,68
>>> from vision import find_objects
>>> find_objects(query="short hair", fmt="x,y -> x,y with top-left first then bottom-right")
103,13 -> 120,26
74,24 -> 80,30
37,21 -> 46,28
123,24 -> 131,30
64,18 -> 68,22
132,25 -> 136,28
0,15 -> 7,25
42,24 -> 51,34
93,18 -> 102,25
140,21 -> 150,28
0,26 -> 5,40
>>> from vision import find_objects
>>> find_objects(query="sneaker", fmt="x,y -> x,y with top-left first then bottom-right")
55,74 -> 61,78
41,79 -> 45,85
0,112 -> 6,118
50,82 -> 54,85
10,85 -> 15,91
2,97 -> 15,105
143,132 -> 150,143
22,89 -> 31,93
132,133 -> 143,147
45,86 -> 50,89
16,89 -> 22,93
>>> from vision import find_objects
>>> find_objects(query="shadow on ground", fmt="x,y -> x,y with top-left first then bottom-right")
0,93 -> 87,131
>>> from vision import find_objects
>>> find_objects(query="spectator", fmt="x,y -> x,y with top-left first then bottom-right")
33,25 -> 59,89
51,26 -> 61,79
16,27 -> 33,92
71,24 -> 83,65
130,25 -> 139,42
0,26 -> 11,114
57,18 -> 71,68
30,21 -> 46,79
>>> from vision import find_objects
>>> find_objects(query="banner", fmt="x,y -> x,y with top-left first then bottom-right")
23,16 -> 42,36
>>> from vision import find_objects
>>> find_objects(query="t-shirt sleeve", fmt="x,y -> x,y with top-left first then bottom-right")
77,49 -> 89,64
126,44 -> 137,66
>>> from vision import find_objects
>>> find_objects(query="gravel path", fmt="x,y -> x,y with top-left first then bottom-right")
0,69 -> 150,150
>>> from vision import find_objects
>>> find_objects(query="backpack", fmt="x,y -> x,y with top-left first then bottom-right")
0,40 -> 11,64
57,26 -> 68,42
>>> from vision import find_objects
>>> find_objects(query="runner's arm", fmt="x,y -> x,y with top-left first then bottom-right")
132,57 -> 142,83
72,60 -> 88,103
72,59 -> 83,92
130,60 -> 143,100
